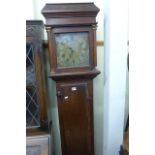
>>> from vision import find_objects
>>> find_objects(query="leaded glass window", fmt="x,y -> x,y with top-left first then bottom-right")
26,44 -> 40,128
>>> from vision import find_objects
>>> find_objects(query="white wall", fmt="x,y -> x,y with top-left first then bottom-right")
103,0 -> 128,155
26,0 -> 34,19
124,69 -> 129,129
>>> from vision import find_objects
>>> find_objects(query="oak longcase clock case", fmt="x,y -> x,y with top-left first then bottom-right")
42,3 -> 100,155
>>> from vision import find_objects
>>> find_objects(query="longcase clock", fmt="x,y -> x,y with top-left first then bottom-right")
42,3 -> 100,155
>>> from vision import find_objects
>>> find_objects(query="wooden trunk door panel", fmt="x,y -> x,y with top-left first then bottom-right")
57,81 -> 93,155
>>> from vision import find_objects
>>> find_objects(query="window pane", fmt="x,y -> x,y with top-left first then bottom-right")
26,44 -> 40,128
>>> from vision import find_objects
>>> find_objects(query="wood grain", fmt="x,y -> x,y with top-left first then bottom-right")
56,80 -> 94,155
